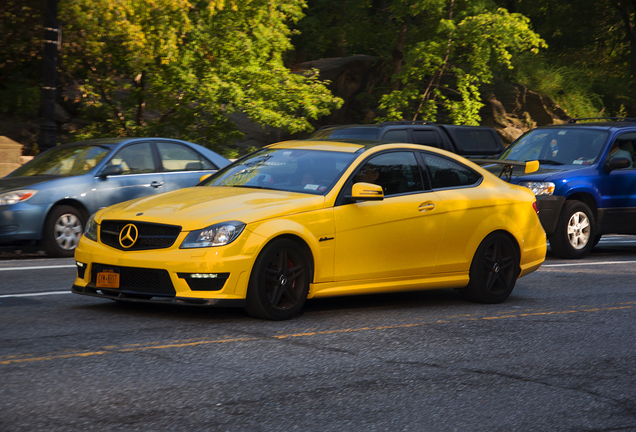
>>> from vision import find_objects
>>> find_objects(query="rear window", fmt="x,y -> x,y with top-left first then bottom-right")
444,127 -> 503,154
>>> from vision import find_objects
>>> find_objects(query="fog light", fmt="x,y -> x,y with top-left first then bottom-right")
177,273 -> 230,291
76,261 -> 87,279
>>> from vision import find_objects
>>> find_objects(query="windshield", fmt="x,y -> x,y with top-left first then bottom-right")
202,148 -> 357,195
500,128 -> 609,166
9,144 -> 112,177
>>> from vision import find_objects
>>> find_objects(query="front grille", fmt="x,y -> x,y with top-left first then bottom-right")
90,263 -> 175,297
100,220 -> 181,251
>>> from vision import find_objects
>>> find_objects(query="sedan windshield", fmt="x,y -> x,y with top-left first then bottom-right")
9,145 -> 112,177
203,148 -> 357,195
500,128 -> 609,166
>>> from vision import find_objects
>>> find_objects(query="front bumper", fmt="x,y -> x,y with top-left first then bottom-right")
71,284 -> 245,307
0,204 -> 47,244
535,195 -> 566,236
72,233 -> 256,305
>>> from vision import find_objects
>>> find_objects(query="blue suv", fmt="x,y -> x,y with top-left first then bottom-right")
497,118 -> 636,259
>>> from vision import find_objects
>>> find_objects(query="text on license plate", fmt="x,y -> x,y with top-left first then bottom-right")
96,270 -> 120,288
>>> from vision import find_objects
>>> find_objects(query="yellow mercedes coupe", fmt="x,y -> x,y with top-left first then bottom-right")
72,140 -> 546,320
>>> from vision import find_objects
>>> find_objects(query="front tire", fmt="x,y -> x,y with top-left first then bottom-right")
549,200 -> 595,259
42,205 -> 86,258
461,232 -> 520,304
245,239 -> 310,320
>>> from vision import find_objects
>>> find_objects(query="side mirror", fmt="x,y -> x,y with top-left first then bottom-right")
604,157 -> 631,173
347,182 -> 384,202
199,173 -> 213,183
524,160 -> 540,174
99,164 -> 123,178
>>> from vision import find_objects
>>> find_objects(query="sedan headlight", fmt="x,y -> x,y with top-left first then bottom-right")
0,190 -> 38,205
518,181 -> 555,196
84,214 -> 98,242
180,221 -> 245,249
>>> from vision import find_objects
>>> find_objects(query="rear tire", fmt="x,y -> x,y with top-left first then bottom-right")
549,200 -> 595,259
42,205 -> 86,258
245,239 -> 310,320
461,232 -> 520,304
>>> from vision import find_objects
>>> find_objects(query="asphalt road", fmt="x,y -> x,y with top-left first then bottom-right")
1,237 -> 636,431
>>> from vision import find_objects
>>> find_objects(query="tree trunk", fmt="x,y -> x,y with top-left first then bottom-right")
134,71 -> 146,126
391,21 -> 408,92
612,1 -> 636,79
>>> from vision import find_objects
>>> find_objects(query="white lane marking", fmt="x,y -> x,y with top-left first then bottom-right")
542,260 -> 636,268
0,291 -> 72,298
0,265 -> 76,272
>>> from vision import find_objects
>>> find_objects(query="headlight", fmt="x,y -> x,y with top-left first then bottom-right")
84,214 -> 98,242
180,221 -> 245,249
0,190 -> 38,205
519,181 -> 555,196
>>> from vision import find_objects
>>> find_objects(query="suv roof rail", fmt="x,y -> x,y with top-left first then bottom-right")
567,117 -> 636,123
379,120 -> 436,126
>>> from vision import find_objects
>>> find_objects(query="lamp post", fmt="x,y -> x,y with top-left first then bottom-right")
39,0 -> 59,151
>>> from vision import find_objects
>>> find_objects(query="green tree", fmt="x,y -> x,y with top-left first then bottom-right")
493,0 -> 636,117
60,0 -> 342,153
377,1 -> 546,124
0,0 -> 44,117
293,0 -> 545,125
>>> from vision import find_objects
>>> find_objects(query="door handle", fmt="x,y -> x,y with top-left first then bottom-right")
150,181 -> 164,188
418,202 -> 435,212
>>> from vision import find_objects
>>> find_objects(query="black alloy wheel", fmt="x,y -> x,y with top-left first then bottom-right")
461,232 -> 520,303
245,239 -> 310,320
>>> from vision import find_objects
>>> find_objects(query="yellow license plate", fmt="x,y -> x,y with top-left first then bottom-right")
96,270 -> 120,288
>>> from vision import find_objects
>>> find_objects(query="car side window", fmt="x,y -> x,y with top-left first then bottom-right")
412,129 -> 441,148
381,129 -> 409,143
352,151 -> 424,197
106,142 -> 156,175
423,153 -> 481,189
606,132 -> 636,169
156,142 -> 217,172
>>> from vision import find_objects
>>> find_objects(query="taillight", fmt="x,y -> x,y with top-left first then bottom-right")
532,201 -> 539,216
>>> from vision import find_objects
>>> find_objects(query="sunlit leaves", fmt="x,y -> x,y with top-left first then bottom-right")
378,3 -> 546,125
60,0 -> 340,154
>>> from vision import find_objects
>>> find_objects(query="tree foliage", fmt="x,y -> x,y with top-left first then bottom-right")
293,0 -> 546,125
0,0 -> 44,117
60,0 -> 342,153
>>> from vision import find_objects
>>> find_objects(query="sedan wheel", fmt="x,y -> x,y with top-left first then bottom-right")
461,232 -> 519,304
245,239 -> 310,320
43,205 -> 85,258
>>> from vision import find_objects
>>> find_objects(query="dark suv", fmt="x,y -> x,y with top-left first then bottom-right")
497,117 -> 636,259
309,121 -> 504,158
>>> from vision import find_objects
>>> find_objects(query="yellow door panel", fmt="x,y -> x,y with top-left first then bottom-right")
333,192 -> 446,282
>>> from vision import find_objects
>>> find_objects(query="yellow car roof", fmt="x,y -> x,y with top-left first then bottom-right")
265,140 -> 366,153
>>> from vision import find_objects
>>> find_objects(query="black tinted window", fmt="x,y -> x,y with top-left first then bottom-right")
444,127 -> 502,154
381,129 -> 409,143
353,151 -> 424,196
412,129 -> 441,147
423,153 -> 481,189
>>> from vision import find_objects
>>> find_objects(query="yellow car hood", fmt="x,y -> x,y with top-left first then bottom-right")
96,186 -> 326,231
